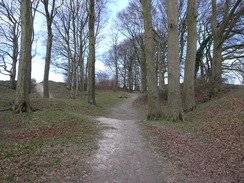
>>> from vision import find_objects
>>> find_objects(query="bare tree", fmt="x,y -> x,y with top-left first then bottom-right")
0,0 -> 21,89
211,0 -> 243,86
167,0 -> 184,121
52,0 -> 89,96
40,0 -> 63,98
183,0 -> 197,111
13,0 -> 33,113
117,2 -> 147,92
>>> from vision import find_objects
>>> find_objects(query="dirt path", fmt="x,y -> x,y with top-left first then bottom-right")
35,82 -> 53,98
89,94 -> 166,183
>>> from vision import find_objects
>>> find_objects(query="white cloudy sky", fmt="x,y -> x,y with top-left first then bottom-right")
0,0 -> 130,82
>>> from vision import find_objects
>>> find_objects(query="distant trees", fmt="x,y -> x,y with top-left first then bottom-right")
116,2 -> 147,92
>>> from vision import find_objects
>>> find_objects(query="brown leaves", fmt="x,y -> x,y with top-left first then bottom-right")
1,125 -> 80,142
149,125 -> 243,182
145,89 -> 244,183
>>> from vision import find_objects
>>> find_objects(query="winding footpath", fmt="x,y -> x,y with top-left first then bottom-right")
89,94 -> 165,183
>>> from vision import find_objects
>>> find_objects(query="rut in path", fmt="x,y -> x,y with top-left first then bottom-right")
89,94 -> 166,183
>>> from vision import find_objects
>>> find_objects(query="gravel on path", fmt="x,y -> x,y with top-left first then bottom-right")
89,94 -> 166,183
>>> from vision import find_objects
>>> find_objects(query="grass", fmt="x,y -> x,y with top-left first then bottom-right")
0,81 -> 129,182
137,86 -> 244,182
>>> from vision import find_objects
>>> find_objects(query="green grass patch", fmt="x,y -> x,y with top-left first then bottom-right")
1,81 -> 130,182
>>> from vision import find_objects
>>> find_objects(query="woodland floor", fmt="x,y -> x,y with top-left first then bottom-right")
135,88 -> 244,183
0,82 -> 243,183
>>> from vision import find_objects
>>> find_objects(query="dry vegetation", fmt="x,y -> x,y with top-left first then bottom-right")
137,85 -> 244,183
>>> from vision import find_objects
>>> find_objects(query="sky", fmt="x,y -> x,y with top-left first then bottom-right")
0,0 -> 130,83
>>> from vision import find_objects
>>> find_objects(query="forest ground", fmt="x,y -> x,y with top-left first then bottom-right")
0,81 -> 243,182
135,86 -> 243,183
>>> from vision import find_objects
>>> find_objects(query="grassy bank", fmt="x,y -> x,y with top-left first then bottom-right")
137,87 -> 243,182
0,82 -> 128,182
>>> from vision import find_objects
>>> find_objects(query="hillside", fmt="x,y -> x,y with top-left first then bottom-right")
0,81 -> 128,182
136,86 -> 244,182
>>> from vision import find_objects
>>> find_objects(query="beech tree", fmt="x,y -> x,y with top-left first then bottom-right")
141,0 -> 162,119
87,0 -> 96,105
183,0 -> 197,111
13,0 -> 33,113
167,0 -> 184,121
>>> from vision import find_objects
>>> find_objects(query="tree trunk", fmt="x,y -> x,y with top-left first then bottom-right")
70,11 -> 78,99
70,57 -> 77,99
183,0 -> 197,112
167,0 -> 184,121
79,56 -> 85,92
13,0 -> 33,113
10,61 -> 17,90
115,60 -> 119,89
157,41 -> 165,89
114,45 -> 119,89
79,25 -> 85,92
128,63 -> 133,91
211,0 -> 222,86
140,48 -> 147,92
67,42 -> 72,89
141,0 -> 162,120
10,32 -> 19,90
87,0 -> 96,105
43,20 -> 53,98
195,35 -> 211,77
